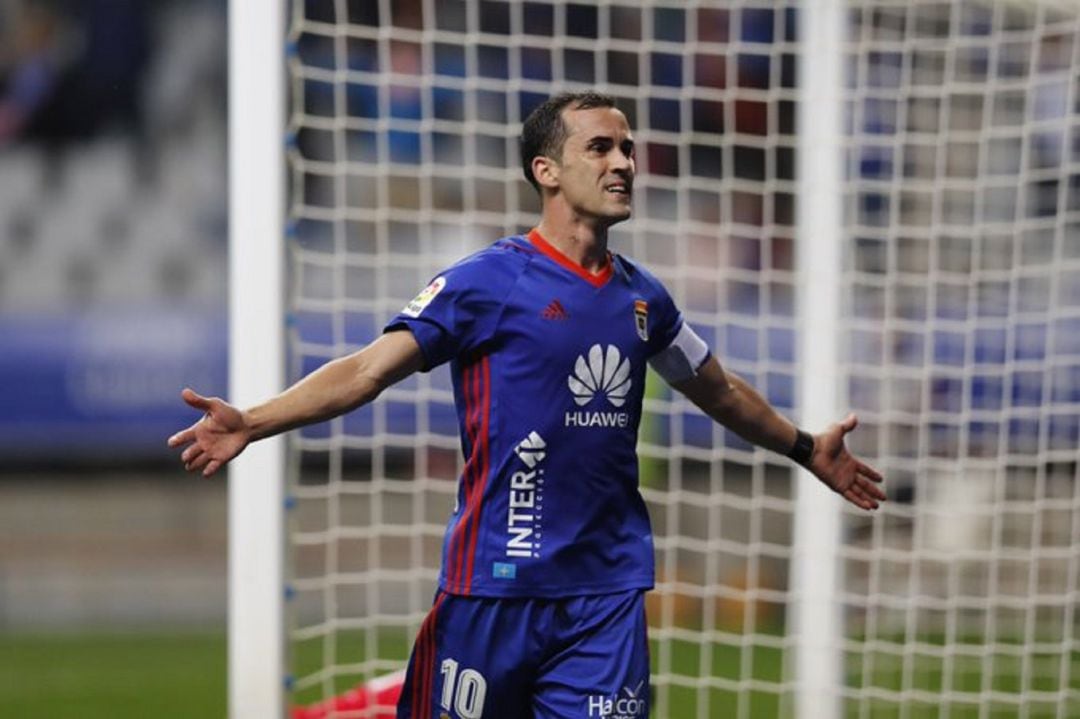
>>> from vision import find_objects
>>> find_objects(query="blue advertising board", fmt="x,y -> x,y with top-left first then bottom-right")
2,303 -> 1069,462
0,308 -> 227,460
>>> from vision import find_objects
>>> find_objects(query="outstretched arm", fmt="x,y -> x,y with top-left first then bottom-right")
671,356 -> 886,511
167,329 -> 425,477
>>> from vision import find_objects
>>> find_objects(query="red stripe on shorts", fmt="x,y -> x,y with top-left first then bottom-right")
418,593 -> 445,717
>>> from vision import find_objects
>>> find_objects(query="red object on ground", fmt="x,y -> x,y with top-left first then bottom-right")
291,669 -> 405,719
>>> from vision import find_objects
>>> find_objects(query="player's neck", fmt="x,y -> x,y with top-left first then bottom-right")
534,216 -> 611,275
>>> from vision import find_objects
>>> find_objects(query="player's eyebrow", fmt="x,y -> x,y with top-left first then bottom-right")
585,135 -> 635,154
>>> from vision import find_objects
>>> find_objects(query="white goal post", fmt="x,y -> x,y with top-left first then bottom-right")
229,0 -> 287,716
793,1 -> 845,716
229,2 -> 1080,718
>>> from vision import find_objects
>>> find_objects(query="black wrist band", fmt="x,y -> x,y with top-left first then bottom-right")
786,429 -> 814,466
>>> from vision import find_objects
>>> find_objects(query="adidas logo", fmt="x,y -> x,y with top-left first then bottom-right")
568,344 -> 631,408
541,299 -> 569,320
513,431 -> 547,468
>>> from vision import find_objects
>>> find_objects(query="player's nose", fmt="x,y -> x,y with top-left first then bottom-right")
609,149 -> 633,172
608,158 -> 634,185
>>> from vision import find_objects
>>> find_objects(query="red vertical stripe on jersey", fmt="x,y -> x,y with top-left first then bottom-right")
462,356 -> 491,594
449,359 -> 483,593
446,355 -> 490,596
447,363 -> 473,593
463,361 -> 484,590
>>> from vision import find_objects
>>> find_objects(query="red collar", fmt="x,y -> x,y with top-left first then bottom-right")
526,229 -> 613,288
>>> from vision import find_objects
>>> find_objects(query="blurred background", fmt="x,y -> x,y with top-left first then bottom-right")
3,0 -> 1078,717
0,0 -> 229,715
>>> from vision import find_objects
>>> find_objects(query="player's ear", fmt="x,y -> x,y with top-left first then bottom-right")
532,155 -> 559,190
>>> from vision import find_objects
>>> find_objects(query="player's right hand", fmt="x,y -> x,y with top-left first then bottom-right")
167,388 -> 251,477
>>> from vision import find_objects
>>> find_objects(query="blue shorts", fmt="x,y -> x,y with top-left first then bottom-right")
396,589 -> 650,719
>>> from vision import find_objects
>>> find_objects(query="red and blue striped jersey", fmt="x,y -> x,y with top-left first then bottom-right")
386,230 -> 686,597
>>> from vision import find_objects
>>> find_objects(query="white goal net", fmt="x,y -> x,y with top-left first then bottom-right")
839,3 -> 1080,718
278,1 -> 1079,717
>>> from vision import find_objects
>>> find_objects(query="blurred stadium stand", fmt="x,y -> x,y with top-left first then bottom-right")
0,0 -> 228,464
0,0 -> 229,629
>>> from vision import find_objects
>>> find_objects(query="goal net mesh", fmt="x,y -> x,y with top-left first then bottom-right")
840,3 -> 1079,718
283,1 -> 1079,717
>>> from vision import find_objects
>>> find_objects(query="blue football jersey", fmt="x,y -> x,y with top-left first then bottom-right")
386,230 -> 686,597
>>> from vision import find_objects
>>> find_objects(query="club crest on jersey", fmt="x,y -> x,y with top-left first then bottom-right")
633,299 -> 648,341
402,276 -> 446,318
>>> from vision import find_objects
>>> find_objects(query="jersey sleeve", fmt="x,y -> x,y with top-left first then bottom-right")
644,276 -> 712,384
644,280 -> 683,358
384,252 -> 511,371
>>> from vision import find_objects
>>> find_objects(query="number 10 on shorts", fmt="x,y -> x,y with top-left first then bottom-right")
439,658 -> 488,718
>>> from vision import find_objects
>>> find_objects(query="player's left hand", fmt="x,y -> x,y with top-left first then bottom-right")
807,413 -> 885,511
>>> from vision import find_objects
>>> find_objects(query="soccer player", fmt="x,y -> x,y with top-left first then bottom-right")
169,91 -> 885,719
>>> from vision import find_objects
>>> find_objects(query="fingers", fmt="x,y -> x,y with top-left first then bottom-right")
181,387 -> 214,412
843,474 -> 886,510
838,412 -> 858,434
844,482 -> 880,511
172,389 -> 229,478
859,470 -> 887,501
858,478 -> 884,506
183,447 -> 205,471
845,488 -> 878,511
168,390 -> 205,449
167,425 -> 197,448
177,443 -> 226,478
858,461 -> 884,483
181,444 -> 202,465
185,450 -> 214,474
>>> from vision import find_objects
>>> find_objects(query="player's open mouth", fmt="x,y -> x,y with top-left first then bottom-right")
605,183 -> 630,195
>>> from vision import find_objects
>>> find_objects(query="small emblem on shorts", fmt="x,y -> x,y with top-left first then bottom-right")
492,562 -> 517,579
588,679 -> 648,717
633,299 -> 648,341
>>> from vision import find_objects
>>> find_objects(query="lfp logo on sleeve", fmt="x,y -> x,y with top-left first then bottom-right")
403,276 -> 446,317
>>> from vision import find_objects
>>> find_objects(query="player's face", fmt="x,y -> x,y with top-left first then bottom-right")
555,106 -> 636,226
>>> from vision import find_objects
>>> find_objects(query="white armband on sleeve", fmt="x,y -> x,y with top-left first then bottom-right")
649,322 -> 711,384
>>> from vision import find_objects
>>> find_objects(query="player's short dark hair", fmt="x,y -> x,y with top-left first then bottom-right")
520,92 -> 617,193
